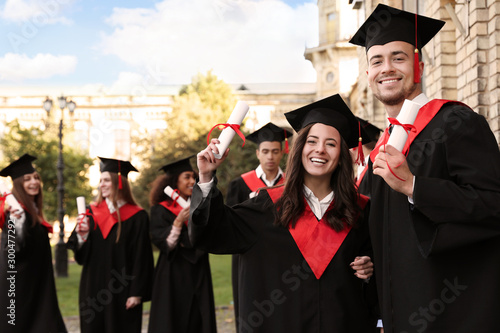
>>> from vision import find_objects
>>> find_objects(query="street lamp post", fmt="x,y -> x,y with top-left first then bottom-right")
43,96 -> 76,277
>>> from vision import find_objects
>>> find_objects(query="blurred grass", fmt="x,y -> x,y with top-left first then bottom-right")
55,249 -> 232,317
209,254 -> 233,305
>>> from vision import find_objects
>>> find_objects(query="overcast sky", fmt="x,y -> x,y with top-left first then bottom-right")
0,0 -> 319,88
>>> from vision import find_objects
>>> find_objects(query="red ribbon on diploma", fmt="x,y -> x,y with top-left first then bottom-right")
384,118 -> 417,181
207,123 -> 246,147
172,189 -> 182,208
78,208 -> 97,241
388,117 -> 416,135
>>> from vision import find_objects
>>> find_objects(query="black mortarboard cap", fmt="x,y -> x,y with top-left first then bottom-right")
98,157 -> 138,177
349,4 -> 445,52
159,155 -> 194,175
356,117 -> 382,143
284,94 -> 370,149
0,154 -> 37,179
246,122 -> 293,145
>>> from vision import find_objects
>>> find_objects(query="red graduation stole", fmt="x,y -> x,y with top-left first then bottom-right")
267,186 -> 369,279
159,200 -> 187,226
241,170 -> 285,192
40,218 -> 53,233
91,201 -> 143,239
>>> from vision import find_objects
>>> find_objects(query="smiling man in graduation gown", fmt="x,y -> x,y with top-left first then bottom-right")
350,4 -> 500,332
226,122 -> 291,205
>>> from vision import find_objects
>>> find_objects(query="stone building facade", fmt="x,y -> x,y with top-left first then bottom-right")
0,83 -> 316,163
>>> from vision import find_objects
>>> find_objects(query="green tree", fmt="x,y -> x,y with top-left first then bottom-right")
0,120 -> 94,221
132,71 -> 259,210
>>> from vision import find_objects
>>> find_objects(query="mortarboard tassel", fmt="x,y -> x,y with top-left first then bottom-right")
414,10 -> 421,84
355,121 -> 365,166
118,161 -> 123,190
284,129 -> 289,154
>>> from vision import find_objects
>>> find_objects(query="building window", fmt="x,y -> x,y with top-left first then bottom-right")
326,71 -> 335,83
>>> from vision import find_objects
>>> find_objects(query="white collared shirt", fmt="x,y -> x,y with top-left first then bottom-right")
412,93 -> 429,107
255,165 -> 284,187
106,197 -> 126,213
302,185 -> 334,220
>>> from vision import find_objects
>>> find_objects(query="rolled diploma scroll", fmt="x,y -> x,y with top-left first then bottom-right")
387,99 -> 422,152
213,101 -> 249,159
0,179 -> 23,213
76,196 -> 86,215
164,186 -> 189,209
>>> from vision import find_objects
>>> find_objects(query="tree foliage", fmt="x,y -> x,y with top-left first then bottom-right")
132,71 -> 259,210
0,120 -> 94,221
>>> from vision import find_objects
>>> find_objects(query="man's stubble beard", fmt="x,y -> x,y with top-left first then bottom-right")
374,83 -> 418,106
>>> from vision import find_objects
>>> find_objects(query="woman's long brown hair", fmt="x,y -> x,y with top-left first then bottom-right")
96,172 -> 139,242
274,123 -> 361,231
12,172 -> 44,226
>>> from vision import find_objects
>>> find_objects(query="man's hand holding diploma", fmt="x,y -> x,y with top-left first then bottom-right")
373,144 -> 414,198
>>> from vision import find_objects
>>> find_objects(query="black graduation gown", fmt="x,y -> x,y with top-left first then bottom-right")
147,204 -> 216,333
67,205 -> 154,333
189,180 -> 378,333
227,174 -> 259,329
226,172 -> 285,330
226,176 -> 253,207
0,213 -> 67,333
360,102 -> 500,332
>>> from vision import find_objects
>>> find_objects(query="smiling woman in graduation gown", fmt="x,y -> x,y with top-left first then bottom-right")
190,95 -> 379,333
0,154 -> 67,333
67,157 -> 153,333
147,156 -> 216,333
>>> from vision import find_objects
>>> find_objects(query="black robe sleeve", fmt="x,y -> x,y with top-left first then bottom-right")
408,105 -> 500,256
189,178 -> 258,254
127,210 -> 154,300
226,176 -> 251,207
150,204 -> 175,254
66,207 -> 94,265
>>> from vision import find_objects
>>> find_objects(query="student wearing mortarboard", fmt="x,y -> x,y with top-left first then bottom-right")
350,4 -> 500,332
225,122 -> 291,328
190,94 -> 379,332
67,157 -> 153,333
226,122 -> 292,205
147,156 -> 216,333
0,154 -> 67,333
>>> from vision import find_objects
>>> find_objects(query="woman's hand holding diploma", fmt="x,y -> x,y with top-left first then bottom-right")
173,207 -> 190,228
76,196 -> 89,239
76,216 -> 89,238
197,138 -> 230,183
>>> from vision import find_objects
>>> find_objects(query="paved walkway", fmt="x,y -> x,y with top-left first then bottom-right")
64,306 -> 236,333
